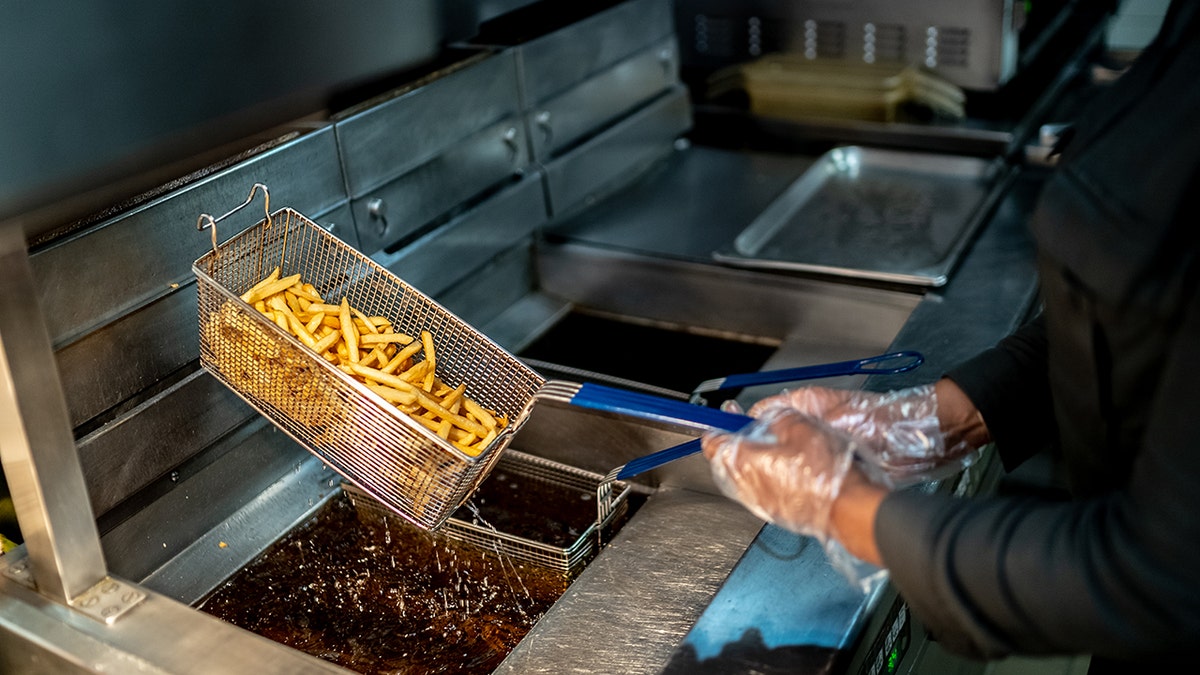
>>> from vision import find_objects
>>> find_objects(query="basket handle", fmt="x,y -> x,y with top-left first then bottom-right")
196,183 -> 272,257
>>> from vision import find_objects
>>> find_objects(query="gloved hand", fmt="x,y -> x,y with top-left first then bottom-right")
747,383 -> 981,485
701,406 -> 858,542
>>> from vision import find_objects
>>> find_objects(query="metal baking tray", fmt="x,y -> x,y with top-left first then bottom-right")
713,146 -> 1006,287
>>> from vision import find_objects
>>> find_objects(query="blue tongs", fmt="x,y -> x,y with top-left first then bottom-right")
540,350 -> 923,481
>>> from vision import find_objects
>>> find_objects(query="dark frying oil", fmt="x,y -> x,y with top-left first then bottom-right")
199,494 -> 572,674
463,468 -> 596,548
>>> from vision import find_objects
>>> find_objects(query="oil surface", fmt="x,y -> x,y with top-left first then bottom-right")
200,494 -> 572,674
466,467 -> 597,548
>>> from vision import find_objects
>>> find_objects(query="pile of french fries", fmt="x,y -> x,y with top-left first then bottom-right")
239,268 -> 507,457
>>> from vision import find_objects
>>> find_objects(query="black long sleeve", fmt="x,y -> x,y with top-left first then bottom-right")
875,278 -> 1200,664
945,315 -> 1056,473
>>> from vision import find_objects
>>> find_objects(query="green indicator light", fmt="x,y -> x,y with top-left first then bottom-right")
888,648 -> 900,673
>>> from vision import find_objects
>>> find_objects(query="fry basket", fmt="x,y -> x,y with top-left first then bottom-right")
344,450 -> 633,576
193,185 -> 545,530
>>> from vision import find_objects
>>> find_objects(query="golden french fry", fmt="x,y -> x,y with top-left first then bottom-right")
420,331 -> 436,371
284,291 -> 304,316
382,340 -> 423,375
398,359 -> 429,384
287,284 -> 324,303
352,308 -> 379,335
361,333 -> 415,346
339,298 -> 359,364
244,273 -> 302,305
364,382 -> 418,406
462,398 -> 497,431
306,303 -> 342,315
349,363 -> 419,395
240,267 -> 281,303
304,312 -> 325,335
312,328 -> 340,355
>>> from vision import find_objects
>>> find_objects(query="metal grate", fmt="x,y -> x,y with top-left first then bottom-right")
344,450 -> 632,575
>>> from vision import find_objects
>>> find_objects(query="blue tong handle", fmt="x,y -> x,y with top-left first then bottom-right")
566,383 -> 753,480
569,382 -> 752,431
572,350 -> 925,481
710,349 -> 924,392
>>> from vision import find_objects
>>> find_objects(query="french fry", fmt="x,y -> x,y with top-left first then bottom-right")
352,308 -> 379,334
364,382 -> 418,406
462,397 -> 497,431
306,303 -> 342,315
243,273 -> 302,305
287,283 -> 324,303
242,270 -> 508,458
361,333 -> 415,346
304,312 -> 325,335
240,267 -> 281,303
382,340 -> 423,375
339,298 -> 359,364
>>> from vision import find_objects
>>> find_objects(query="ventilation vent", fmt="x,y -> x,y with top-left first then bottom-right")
801,19 -> 847,59
692,14 -> 740,58
925,26 -> 970,68
863,22 -> 905,63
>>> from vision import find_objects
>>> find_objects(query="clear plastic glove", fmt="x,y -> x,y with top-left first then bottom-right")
748,383 -> 979,485
703,407 -> 891,594
702,406 -> 857,542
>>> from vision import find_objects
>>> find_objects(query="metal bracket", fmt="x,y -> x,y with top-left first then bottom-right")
3,548 -> 145,624
69,577 -> 146,625
2,549 -> 36,590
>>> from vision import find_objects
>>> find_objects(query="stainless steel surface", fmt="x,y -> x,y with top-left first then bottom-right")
138,448 -> 338,606
512,0 -> 675,105
713,145 -> 1007,287
77,369 -> 252,519
675,0 -> 1020,91
544,85 -> 692,216
370,172 -> 548,299
0,2 -> 452,242
525,38 -> 681,161
334,51 -> 520,199
0,569 -> 348,675
543,142 -> 818,259
0,227 -> 107,605
194,203 -> 544,530
347,115 -> 530,253
866,169 -> 1044,388
536,242 -> 919,348
494,487 -> 765,674
30,128 -> 347,349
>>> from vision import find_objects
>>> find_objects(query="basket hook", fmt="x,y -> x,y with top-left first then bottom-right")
196,183 -> 272,257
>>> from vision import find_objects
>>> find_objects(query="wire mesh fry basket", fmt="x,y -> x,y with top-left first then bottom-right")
344,450 -> 633,576
193,184 -> 546,530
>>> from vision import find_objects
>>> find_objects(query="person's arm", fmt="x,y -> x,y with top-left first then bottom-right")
945,314 -> 1055,472
826,377 -> 989,568
874,287 -> 1200,661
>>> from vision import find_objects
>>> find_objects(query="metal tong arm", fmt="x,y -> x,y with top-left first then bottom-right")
568,382 -> 752,431
616,438 -> 705,480
693,349 -> 924,395
565,383 -> 754,481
